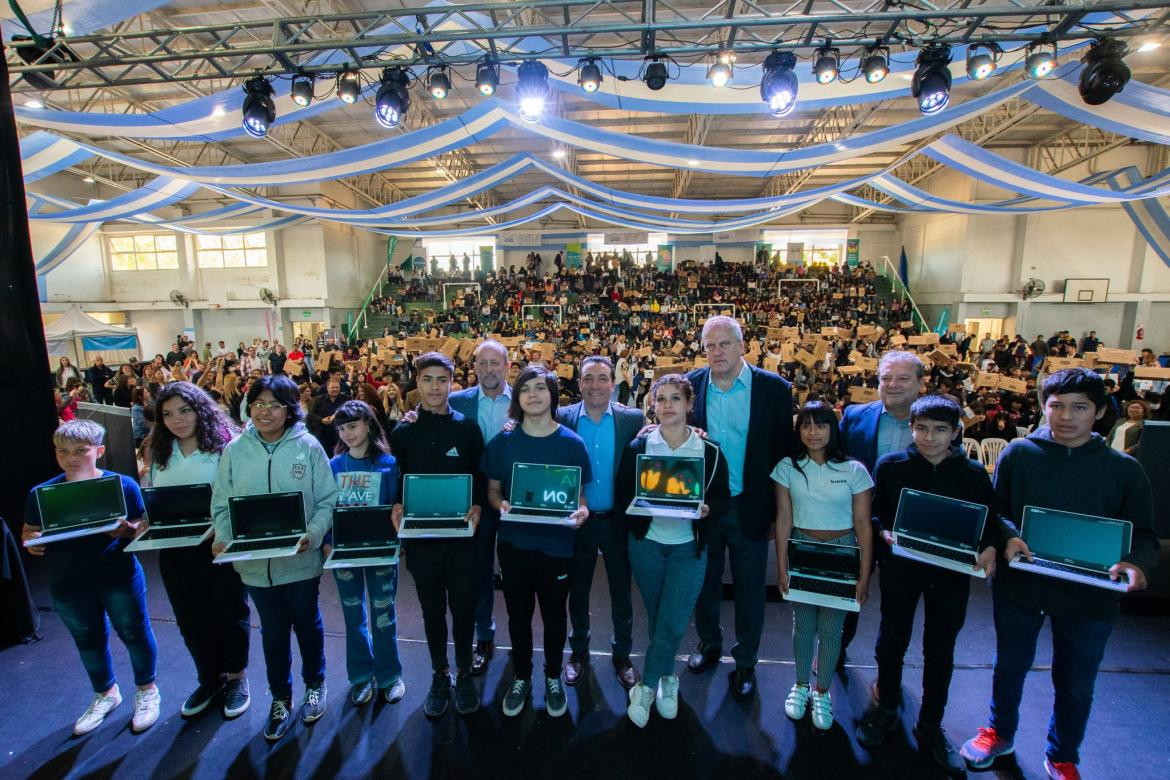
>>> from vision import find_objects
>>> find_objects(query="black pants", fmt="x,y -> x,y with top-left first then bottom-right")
874,558 -> 970,726
568,512 -> 633,660
247,578 -> 326,702
159,542 -> 251,687
473,509 -> 499,643
498,542 -> 571,679
404,538 -> 476,673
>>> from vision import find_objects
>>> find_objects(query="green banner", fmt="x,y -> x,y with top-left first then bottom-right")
754,241 -> 773,266
656,244 -> 674,272
846,238 -> 860,266
479,245 -> 494,272
565,243 -> 583,269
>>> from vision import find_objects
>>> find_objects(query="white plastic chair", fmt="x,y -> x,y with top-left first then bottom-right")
1016,426 -> 1029,439
980,438 -> 1009,469
962,437 -> 980,460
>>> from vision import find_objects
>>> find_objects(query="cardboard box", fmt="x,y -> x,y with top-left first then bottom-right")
763,355 -> 781,374
1094,348 -> 1139,365
908,333 -> 939,346
838,365 -> 865,375
1135,365 -> 1170,379
851,387 -> 879,403
811,340 -> 830,361
439,338 -> 460,358
637,346 -> 653,358
794,349 -> 818,369
889,334 -> 907,346
855,356 -> 878,371
899,320 -> 916,330
1044,357 -> 1084,371
855,325 -> 877,338
927,349 -> 953,365
975,372 -> 1001,388
781,342 -> 796,362
286,360 -> 303,377
999,377 -> 1028,394
694,356 -> 708,369
556,363 -> 574,380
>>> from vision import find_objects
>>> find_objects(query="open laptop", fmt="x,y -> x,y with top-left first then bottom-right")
625,455 -> 704,520
27,475 -> 126,546
1008,506 -> 1132,592
891,488 -> 989,577
786,539 -> 861,613
399,474 -> 474,539
501,463 -> 581,526
324,506 -> 399,568
214,491 -> 306,564
126,484 -> 214,552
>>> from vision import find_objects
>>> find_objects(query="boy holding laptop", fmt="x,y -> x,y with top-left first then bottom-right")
856,396 -> 997,772
960,369 -> 1157,780
22,420 -> 161,736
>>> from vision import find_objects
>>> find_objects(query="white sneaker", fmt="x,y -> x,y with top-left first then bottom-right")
74,686 -> 122,736
810,690 -> 833,731
627,683 -> 655,728
131,687 -> 161,733
655,676 -> 679,720
784,683 -> 811,720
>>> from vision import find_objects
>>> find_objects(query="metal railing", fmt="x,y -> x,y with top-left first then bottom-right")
874,254 -> 933,333
346,236 -> 398,343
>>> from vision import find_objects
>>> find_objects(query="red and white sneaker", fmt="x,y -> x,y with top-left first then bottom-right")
1044,758 -> 1082,780
960,726 -> 1015,769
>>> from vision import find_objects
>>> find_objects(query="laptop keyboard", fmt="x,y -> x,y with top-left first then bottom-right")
899,537 -> 974,564
1027,558 -> 1109,580
332,548 -> 396,560
147,525 -> 209,540
634,498 -> 696,510
790,576 -> 856,599
508,507 -> 572,518
229,538 -> 297,552
405,518 -> 468,529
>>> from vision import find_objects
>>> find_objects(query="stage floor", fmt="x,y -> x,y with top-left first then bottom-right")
2,551 -> 1168,780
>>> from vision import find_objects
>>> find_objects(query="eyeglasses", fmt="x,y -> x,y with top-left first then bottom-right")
251,401 -> 287,411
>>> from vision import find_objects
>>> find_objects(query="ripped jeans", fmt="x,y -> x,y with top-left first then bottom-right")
332,565 -> 402,688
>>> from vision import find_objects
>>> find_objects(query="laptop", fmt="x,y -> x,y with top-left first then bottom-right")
399,474 -> 474,539
501,463 -> 581,526
625,455 -> 704,520
324,506 -> 399,568
214,491 -> 306,564
786,539 -> 861,613
27,475 -> 126,546
1008,506 -> 1132,592
891,488 -> 989,578
126,484 -> 214,552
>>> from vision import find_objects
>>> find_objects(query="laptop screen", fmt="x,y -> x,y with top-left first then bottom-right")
635,455 -> 704,501
37,475 -> 126,531
787,539 -> 860,581
332,506 -> 395,547
142,484 -> 213,526
509,463 -> 580,511
228,492 -> 306,539
1022,507 -> 1132,572
894,488 -> 988,551
403,474 -> 471,518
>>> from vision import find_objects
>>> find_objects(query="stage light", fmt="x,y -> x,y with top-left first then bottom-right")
578,58 -> 602,93
1137,40 -> 1161,53
517,60 -> 549,122
290,75 -> 314,107
813,44 -> 840,84
428,67 -> 450,100
707,61 -> 732,88
552,148 -> 566,159
374,67 -> 411,128
337,68 -> 361,103
716,48 -> 737,67
760,50 -> 798,117
911,44 -> 952,115
23,96 -> 44,109
966,43 -> 999,81
643,57 -> 668,91
862,47 -> 889,84
241,76 -> 276,138
1024,43 -> 1057,79
475,61 -> 499,96
1079,38 -> 1130,105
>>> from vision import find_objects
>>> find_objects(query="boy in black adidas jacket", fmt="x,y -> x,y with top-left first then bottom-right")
855,395 -> 998,773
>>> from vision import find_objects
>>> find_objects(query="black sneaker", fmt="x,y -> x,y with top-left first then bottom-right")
501,677 -> 530,717
181,679 -> 225,717
856,704 -> 900,747
350,680 -> 375,707
263,698 -> 293,742
424,672 -> 451,718
914,722 -> 966,775
300,682 -> 327,723
453,671 -> 480,715
223,677 -> 250,719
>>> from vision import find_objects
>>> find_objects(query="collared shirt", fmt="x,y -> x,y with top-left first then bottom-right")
576,405 -> 616,512
706,359 -> 751,496
877,404 -> 914,460
476,384 -> 512,443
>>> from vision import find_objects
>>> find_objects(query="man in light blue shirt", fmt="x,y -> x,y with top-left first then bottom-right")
704,360 -> 751,495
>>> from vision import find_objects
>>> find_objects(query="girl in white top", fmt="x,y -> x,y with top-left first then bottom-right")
772,400 -> 873,731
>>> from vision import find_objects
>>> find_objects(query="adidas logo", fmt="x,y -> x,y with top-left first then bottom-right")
445,447 -> 459,457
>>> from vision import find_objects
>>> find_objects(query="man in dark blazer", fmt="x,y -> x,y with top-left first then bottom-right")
685,316 -> 792,701
556,356 -> 646,689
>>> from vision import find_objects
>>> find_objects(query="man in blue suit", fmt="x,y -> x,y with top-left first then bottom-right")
684,316 -> 792,701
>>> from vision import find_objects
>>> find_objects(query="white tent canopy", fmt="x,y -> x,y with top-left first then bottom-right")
45,305 -> 141,368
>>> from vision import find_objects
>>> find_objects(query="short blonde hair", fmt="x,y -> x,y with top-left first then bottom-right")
53,419 -> 105,447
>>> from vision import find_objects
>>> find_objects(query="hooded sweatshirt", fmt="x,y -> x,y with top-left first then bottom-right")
992,428 -> 1157,620
212,421 -> 338,588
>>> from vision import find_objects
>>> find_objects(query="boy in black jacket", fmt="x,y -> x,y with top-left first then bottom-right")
856,395 -> 997,773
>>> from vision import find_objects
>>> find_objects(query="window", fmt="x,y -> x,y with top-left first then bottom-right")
762,229 -> 847,266
196,232 -> 268,268
421,238 -> 495,271
586,232 -> 668,265
108,233 -> 179,271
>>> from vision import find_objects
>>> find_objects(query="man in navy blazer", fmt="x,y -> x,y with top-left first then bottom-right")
684,315 -> 792,701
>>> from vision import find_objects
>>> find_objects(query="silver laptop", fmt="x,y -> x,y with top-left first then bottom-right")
786,539 -> 861,612
500,463 -> 581,526
891,488 -> 989,578
126,484 -> 214,552
28,475 -> 126,546
324,506 -> 399,568
214,491 -> 306,564
399,474 -> 474,539
625,455 -> 704,520
1008,506 -> 1132,592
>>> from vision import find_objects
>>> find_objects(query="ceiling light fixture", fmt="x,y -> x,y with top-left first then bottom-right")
912,44 -> 953,115
241,76 -> 276,138
643,56 -> 669,91
577,58 -> 602,93
517,60 -> 550,122
337,67 -> 361,103
476,61 -> 499,96
760,50 -> 798,117
374,67 -> 411,128
1079,38 -> 1131,105
1024,42 -> 1057,79
427,67 -> 450,100
965,43 -> 1001,81
813,43 -> 840,84
862,47 -> 889,84
290,74 -> 314,107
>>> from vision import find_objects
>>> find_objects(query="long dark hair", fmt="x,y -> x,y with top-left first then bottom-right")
148,381 -> 235,470
788,400 -> 851,483
332,400 -> 391,457
508,364 -> 560,421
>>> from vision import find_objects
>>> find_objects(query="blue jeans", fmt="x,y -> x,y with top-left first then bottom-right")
989,591 -> 1114,764
628,535 -> 706,684
53,565 -> 157,692
247,578 -> 326,701
332,564 -> 402,687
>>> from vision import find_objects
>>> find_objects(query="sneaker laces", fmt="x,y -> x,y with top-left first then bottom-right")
134,689 -> 157,714
509,678 -> 528,697
270,699 -> 290,720
660,677 -> 679,697
972,726 -> 1001,750
547,678 -> 563,696
305,687 -> 322,708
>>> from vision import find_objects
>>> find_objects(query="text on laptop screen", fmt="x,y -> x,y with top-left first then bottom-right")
333,507 -> 394,546
636,456 -> 704,500
143,484 -> 212,526
788,540 -> 860,581
510,464 -> 579,510
38,476 -> 125,531
230,493 -> 305,538
896,489 -> 987,551
404,475 -> 471,517
1023,508 -> 1130,571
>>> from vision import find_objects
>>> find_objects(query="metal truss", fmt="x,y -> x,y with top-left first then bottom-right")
548,92 -> 588,230
8,1 -> 1170,91
670,113 -> 715,203
761,101 -> 886,198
